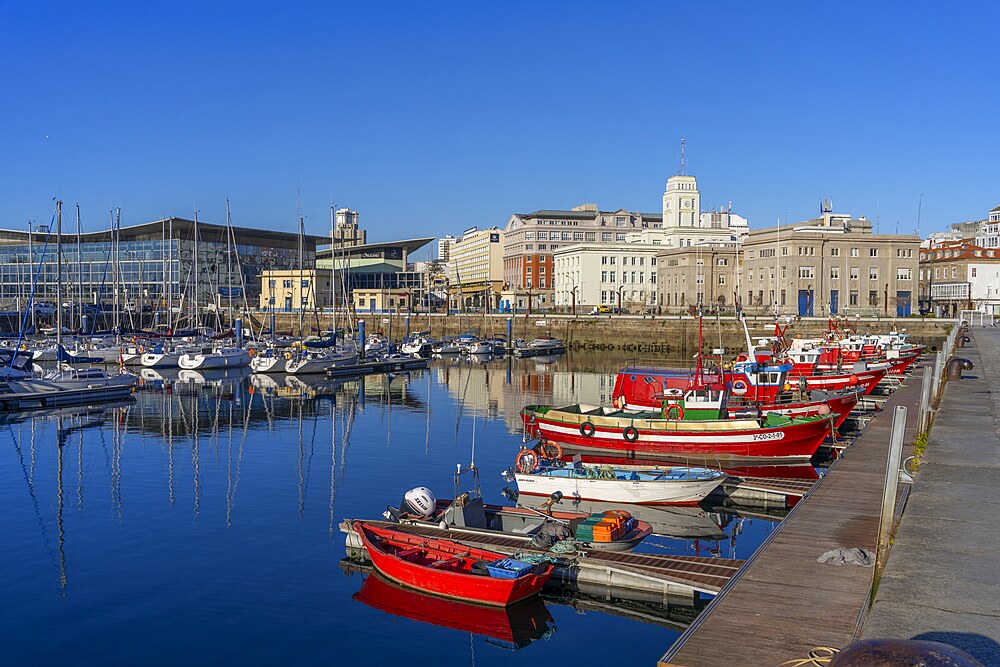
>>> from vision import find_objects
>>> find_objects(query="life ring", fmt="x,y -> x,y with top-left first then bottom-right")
732,379 -> 749,396
622,426 -> 639,443
516,449 -> 539,473
248,348 -> 256,357
139,345 -> 145,354
579,421 -> 596,437
284,352 -> 292,360
665,403 -> 685,420
535,440 -> 563,459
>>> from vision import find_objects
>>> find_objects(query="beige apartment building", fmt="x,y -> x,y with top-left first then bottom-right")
657,207 -> 920,316
501,205 -> 664,311
656,245 -> 739,312
447,226 -> 504,310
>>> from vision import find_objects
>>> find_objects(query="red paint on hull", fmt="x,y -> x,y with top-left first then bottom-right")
353,521 -> 553,607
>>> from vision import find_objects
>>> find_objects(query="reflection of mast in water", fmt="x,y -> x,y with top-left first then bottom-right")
10,420 -> 59,585
295,399 -> 319,520
192,390 -> 201,517
225,387 -> 251,528
329,382 -> 359,535
56,417 -> 68,593
167,390 -> 175,507
77,426 -> 83,510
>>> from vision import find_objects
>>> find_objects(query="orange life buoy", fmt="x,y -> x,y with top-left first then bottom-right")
535,440 -> 563,459
248,348 -> 256,357
732,379 -> 749,396
516,449 -> 539,473
665,403 -> 685,420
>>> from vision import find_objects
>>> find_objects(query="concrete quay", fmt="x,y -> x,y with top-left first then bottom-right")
258,311 -> 953,354
861,327 -> 1000,665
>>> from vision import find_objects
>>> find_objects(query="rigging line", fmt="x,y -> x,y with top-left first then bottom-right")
11,216 -> 53,366
6,425 -> 60,574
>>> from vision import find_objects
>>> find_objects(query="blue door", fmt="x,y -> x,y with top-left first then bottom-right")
797,290 -> 814,317
896,291 -> 912,317
830,290 -> 839,315
370,298 -> 376,312
284,296 -> 292,312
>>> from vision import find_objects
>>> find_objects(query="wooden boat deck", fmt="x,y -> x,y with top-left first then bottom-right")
344,519 -> 742,596
660,363 -> 925,667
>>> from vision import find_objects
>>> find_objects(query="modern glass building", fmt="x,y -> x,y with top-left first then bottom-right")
0,218 -> 325,320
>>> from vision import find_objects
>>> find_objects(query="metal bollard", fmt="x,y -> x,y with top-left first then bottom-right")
946,357 -> 974,381
830,639 -> 985,666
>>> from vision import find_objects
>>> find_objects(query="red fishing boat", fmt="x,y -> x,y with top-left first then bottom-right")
521,385 -> 834,465
350,520 -> 553,607
353,571 -> 555,649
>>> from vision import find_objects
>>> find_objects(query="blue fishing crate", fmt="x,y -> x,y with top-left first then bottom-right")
486,558 -> 534,579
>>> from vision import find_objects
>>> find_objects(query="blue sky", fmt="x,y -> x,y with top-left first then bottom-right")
2,2 -> 998,252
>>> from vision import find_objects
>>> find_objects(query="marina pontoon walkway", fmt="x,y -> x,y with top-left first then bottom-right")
660,364 -> 924,666
861,328 -> 1000,665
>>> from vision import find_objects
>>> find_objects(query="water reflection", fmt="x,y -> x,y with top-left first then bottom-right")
1,352 -> 786,665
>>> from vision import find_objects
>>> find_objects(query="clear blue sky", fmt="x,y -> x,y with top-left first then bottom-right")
2,2 -> 998,251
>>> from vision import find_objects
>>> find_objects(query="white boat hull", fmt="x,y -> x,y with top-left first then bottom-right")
514,470 -> 725,505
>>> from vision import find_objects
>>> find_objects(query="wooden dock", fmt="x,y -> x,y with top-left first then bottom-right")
660,364 -> 925,667
340,519 -> 742,599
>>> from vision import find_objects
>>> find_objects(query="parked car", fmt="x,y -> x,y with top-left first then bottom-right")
32,302 -> 57,315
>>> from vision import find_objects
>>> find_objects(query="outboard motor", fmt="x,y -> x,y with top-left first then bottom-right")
400,486 -> 437,518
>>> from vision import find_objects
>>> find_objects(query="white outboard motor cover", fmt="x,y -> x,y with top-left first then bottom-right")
401,487 -> 437,518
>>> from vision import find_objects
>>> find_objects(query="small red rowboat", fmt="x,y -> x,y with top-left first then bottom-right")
352,520 -> 554,607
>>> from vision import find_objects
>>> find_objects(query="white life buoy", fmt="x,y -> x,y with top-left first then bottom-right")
732,379 -> 749,396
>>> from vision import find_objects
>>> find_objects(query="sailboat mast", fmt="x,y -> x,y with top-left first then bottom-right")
331,204 -> 336,335
168,218 -> 174,331
114,208 -> 121,333
193,210 -> 200,329
28,221 -> 36,331
298,214 -> 304,338
56,200 -> 63,349
75,204 -> 83,331
225,198 -> 234,326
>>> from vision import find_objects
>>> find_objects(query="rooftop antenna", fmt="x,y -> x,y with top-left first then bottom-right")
679,138 -> 687,175
916,193 -> 923,237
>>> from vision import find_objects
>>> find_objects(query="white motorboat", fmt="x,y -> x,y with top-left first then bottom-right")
0,367 -> 137,410
140,343 -> 196,368
364,335 -> 389,356
178,347 -> 251,370
249,349 -> 285,373
399,335 -> 434,357
286,349 -> 359,375
510,461 -> 727,505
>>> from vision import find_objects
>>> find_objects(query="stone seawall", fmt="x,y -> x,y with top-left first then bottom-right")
253,312 -> 953,353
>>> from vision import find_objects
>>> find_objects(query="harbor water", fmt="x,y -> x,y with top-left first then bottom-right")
1,352 -> 786,666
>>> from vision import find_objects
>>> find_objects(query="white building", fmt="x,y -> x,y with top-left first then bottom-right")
976,204 -> 1000,249
660,174 -> 742,248
552,242 -> 661,313
437,235 -> 457,261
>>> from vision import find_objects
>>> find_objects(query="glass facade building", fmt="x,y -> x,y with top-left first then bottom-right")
0,218 -> 322,315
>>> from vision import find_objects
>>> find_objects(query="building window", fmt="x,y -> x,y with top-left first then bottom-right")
526,267 -> 532,274
602,232 -> 612,242
616,216 -> 626,227
830,247 -> 840,257
780,289 -> 786,306
573,232 -> 584,241
782,247 -> 788,256
869,268 -> 878,281
719,274 -> 726,285
616,233 -> 626,242
898,268 -> 912,280
601,271 -> 608,283
717,258 -> 728,266
869,248 -> 878,257
952,267 -> 957,278
831,267 -> 840,280
850,290 -> 859,306
283,280 -> 292,288
585,232 -> 596,241
798,266 -> 815,279
850,248 -> 859,257
850,267 -> 859,280
268,279 -> 276,287
971,267 -> 977,278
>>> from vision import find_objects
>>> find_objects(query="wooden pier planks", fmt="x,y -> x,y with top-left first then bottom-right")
660,366 -> 925,667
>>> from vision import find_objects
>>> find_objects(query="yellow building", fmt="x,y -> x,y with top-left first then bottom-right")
354,288 -> 411,313
259,269 -> 333,310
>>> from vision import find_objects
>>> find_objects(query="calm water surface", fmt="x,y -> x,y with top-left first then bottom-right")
1,352 -> 783,666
